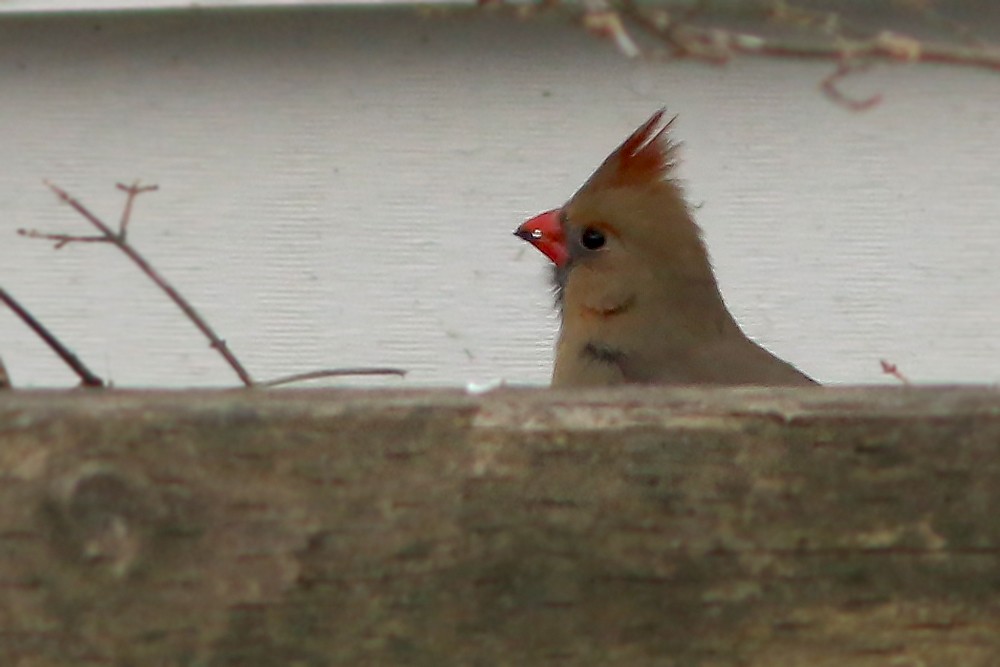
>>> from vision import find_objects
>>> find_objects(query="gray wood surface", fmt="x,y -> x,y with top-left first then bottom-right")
0,386 -> 997,665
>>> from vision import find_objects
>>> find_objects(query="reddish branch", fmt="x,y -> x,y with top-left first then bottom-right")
0,287 -> 104,387
567,0 -> 1000,110
820,61 -> 882,112
260,367 -> 407,388
20,181 -> 256,387
880,359 -> 912,385
20,181 -> 406,388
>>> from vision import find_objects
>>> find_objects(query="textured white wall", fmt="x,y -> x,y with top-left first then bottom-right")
1,9 -> 998,388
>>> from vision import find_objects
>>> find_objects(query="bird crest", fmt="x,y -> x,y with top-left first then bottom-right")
583,109 -> 680,192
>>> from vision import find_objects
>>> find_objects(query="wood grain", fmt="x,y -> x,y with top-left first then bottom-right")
0,386 -> 998,665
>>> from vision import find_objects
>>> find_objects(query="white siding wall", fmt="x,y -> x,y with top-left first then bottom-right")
1,9 -> 998,388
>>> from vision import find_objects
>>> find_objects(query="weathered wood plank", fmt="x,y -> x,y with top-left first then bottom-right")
0,387 -> 998,665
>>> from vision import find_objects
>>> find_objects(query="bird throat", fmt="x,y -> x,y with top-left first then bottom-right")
580,294 -> 635,319
554,259 -> 639,318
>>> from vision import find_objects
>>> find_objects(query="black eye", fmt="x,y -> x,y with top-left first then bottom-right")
580,227 -> 606,251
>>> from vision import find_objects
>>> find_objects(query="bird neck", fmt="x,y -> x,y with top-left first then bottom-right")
560,259 -> 740,347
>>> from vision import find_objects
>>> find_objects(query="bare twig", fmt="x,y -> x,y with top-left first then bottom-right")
820,60 -> 883,111
582,0 -> 641,58
16,230 -> 107,249
21,181 -> 407,388
21,180 -> 256,387
260,367 -> 407,388
117,181 -> 159,239
574,0 -> 1000,110
880,359 -> 911,385
0,287 -> 104,387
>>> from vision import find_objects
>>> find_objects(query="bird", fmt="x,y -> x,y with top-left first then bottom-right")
514,109 -> 816,388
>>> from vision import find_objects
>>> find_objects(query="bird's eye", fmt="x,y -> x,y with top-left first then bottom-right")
580,227 -> 606,251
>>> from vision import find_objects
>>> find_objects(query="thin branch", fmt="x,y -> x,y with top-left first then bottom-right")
615,1 -> 1000,71
581,0 -> 641,58
117,181 -> 158,239
259,367 -> 407,388
0,287 -> 104,387
588,0 -> 1000,109
820,60 -> 882,111
21,181 -> 409,389
16,230 -> 108,249
880,359 -> 911,386
29,180 -> 257,387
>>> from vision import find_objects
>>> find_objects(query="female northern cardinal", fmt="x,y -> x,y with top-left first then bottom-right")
515,110 -> 816,388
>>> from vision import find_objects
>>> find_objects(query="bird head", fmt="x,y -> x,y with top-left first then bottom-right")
513,109 -> 708,285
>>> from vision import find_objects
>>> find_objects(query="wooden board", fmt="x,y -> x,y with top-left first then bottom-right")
0,386 -> 998,664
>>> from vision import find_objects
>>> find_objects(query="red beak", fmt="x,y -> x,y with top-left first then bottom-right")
514,209 -> 569,267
